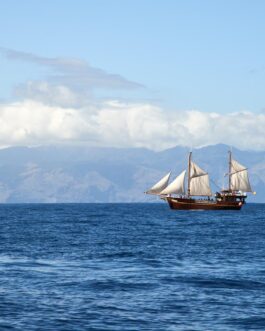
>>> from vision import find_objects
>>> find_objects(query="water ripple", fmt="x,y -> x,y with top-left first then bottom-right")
0,203 -> 265,330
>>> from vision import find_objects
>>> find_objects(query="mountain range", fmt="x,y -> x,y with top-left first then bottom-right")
0,144 -> 264,203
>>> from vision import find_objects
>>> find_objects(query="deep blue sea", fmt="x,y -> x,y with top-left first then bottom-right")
0,203 -> 265,330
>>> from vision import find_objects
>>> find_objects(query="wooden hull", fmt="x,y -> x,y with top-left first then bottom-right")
166,197 -> 243,210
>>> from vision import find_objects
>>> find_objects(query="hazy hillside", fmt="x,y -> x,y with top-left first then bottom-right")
0,144 -> 264,203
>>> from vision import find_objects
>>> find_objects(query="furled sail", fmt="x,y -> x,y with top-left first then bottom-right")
146,172 -> 171,195
230,159 -> 252,192
190,162 -> 212,196
160,170 -> 186,195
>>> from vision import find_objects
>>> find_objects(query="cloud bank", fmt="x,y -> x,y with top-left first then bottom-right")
0,48 -> 264,151
0,98 -> 264,151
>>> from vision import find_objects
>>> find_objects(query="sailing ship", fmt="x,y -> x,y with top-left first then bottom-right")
145,151 -> 254,210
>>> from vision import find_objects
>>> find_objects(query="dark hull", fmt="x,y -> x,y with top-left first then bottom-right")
166,197 -> 243,210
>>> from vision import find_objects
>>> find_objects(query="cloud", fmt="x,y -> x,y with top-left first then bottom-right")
0,48 -> 263,152
13,81 -> 85,107
0,99 -> 264,151
0,47 -> 143,91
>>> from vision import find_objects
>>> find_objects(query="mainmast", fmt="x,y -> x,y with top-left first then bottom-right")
187,151 -> 192,197
228,150 -> 232,191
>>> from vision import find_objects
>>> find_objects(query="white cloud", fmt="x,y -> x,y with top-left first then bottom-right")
0,98 -> 264,151
0,48 -> 263,151
14,81 -> 82,107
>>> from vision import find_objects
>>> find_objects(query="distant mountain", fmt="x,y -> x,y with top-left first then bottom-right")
0,144 -> 264,202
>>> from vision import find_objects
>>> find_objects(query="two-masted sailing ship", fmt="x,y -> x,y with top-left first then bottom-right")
146,151 -> 254,210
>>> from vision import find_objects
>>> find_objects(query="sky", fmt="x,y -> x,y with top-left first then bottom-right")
0,0 -> 265,150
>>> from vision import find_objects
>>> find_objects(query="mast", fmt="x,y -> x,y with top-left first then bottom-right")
228,150 -> 232,191
187,151 -> 192,196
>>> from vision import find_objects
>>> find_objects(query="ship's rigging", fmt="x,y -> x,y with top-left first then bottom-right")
145,151 -> 254,210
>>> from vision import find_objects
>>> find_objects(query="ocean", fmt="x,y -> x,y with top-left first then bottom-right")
0,203 -> 265,330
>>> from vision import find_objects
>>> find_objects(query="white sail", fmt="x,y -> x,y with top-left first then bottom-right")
231,159 -> 246,173
190,174 -> 212,196
189,161 -> 212,196
160,170 -> 186,195
190,162 -> 207,178
231,170 -> 252,192
146,172 -> 171,195
230,158 -> 252,192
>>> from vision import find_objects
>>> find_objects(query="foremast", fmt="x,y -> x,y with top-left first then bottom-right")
187,151 -> 192,197
228,150 -> 232,191
146,151 -> 212,198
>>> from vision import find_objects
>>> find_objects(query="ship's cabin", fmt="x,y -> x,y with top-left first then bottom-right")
215,190 -> 247,203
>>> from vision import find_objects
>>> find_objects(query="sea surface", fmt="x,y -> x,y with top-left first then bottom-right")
0,203 -> 265,331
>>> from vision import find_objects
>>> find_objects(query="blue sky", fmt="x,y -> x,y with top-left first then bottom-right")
1,0 -> 265,113
0,1 -> 265,150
